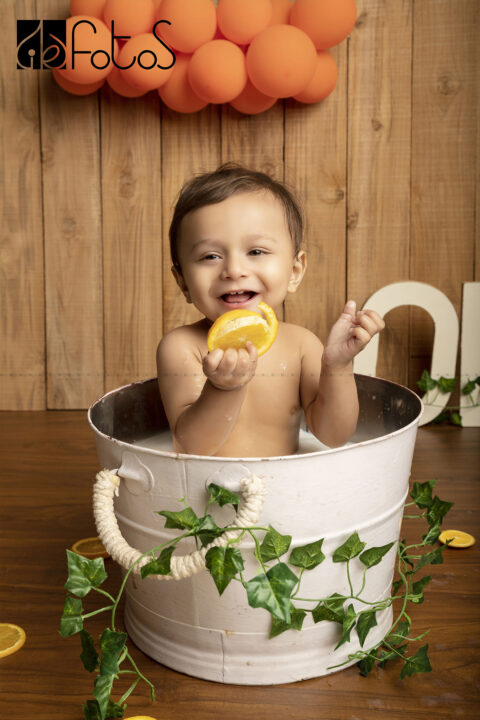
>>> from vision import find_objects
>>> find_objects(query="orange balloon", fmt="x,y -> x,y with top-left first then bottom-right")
117,33 -> 175,90
230,79 -> 276,114
159,53 -> 208,113
52,67 -> 105,94
57,16 -> 116,84
157,0 -> 217,53
217,0 -> 272,45
246,24 -> 316,98
269,0 -> 292,25
107,66 -> 148,96
188,40 -> 247,104
70,0 -> 107,18
289,0 -> 357,50
104,0 -> 155,37
293,50 -> 337,103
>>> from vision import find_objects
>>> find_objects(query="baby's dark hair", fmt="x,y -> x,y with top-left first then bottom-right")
169,162 -> 304,275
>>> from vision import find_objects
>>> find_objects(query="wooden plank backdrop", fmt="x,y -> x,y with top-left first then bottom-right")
1,0 -> 478,410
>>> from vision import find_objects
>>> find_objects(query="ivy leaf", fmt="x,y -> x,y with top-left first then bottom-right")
359,542 -> 395,569
83,700 -> 125,720
332,532 -> 366,563
141,546 -> 175,579
207,483 -> 240,510
387,620 -> 411,646
93,674 -> 115,720
157,507 -> 198,531
422,523 -> 441,545
193,514 -> 224,547
357,648 -> 378,676
356,611 -> 377,647
270,605 -> 307,638
259,525 -> 292,562
462,379 -> 477,395
410,479 -> 436,509
64,550 -> 107,598
410,575 -> 432,604
450,411 -> 462,427
80,629 -> 99,672
289,539 -> 325,570
335,603 -> 357,649
205,546 -> 244,595
59,595 -> 83,637
417,369 -> 437,393
391,578 -> 403,595
312,592 -> 347,625
378,643 -> 407,668
99,629 -> 127,676
437,376 -> 456,393
416,546 -> 444,570
245,563 -> 298,622
312,603 -> 342,624
426,497 -> 454,526
400,644 -> 432,678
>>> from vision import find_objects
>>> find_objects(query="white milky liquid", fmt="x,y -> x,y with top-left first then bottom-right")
132,428 -> 334,456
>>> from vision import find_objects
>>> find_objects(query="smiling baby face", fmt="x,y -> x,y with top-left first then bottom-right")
172,190 -> 306,322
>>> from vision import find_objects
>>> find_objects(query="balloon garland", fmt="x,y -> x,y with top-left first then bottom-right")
55,0 -> 356,114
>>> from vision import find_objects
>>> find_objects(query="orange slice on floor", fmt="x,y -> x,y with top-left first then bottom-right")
438,529 -> 475,548
125,716 -> 159,720
0,623 -> 26,659
71,536 -> 110,559
207,301 -> 278,357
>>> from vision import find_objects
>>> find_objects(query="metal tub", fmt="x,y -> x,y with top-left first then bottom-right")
88,374 -> 422,684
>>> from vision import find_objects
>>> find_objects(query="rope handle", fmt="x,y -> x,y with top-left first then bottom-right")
93,468 -> 267,581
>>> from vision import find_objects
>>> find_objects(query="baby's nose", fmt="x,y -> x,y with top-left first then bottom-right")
220,254 -> 248,279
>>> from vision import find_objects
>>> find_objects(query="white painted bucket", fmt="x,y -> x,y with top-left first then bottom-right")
88,375 -> 422,685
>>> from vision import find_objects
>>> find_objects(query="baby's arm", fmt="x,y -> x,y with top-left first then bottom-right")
300,331 -> 359,448
157,329 -> 257,455
301,301 -> 385,447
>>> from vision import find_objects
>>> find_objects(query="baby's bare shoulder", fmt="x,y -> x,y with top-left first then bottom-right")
156,321 -> 206,369
277,322 -> 323,354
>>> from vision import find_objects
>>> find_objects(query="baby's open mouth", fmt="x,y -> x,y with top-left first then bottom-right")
220,291 -> 257,305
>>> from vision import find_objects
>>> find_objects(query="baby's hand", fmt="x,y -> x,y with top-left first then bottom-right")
323,300 -> 385,369
203,341 -> 258,391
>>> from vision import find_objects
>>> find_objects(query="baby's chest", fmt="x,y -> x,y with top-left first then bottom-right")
245,351 -> 303,420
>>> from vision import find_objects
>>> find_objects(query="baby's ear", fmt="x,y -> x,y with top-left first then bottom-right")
287,250 -> 307,293
171,265 -> 192,303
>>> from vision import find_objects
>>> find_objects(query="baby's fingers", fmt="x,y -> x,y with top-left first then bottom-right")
203,348 -> 224,373
349,325 -> 372,347
356,310 -> 385,336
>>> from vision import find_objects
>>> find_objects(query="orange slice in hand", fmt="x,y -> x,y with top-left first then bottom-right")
71,536 -> 110,559
438,529 -> 475,548
207,301 -> 278,357
0,623 -> 26,658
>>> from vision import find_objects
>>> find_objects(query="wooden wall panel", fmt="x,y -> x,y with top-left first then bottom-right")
101,90 -> 162,391
1,0 -> 478,409
40,0 -> 104,408
161,107 -> 221,335
1,0 -> 45,409
347,0 -> 413,386
284,42 -> 348,341
410,0 -> 477,389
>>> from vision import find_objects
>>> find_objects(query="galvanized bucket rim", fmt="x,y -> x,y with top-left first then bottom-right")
87,374 -> 423,463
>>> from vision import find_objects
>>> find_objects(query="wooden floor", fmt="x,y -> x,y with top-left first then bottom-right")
0,412 -> 478,720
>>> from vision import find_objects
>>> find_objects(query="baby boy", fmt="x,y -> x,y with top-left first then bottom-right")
157,164 -> 384,457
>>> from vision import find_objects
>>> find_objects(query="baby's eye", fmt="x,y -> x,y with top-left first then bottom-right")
200,253 -> 219,261
249,249 -> 266,256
